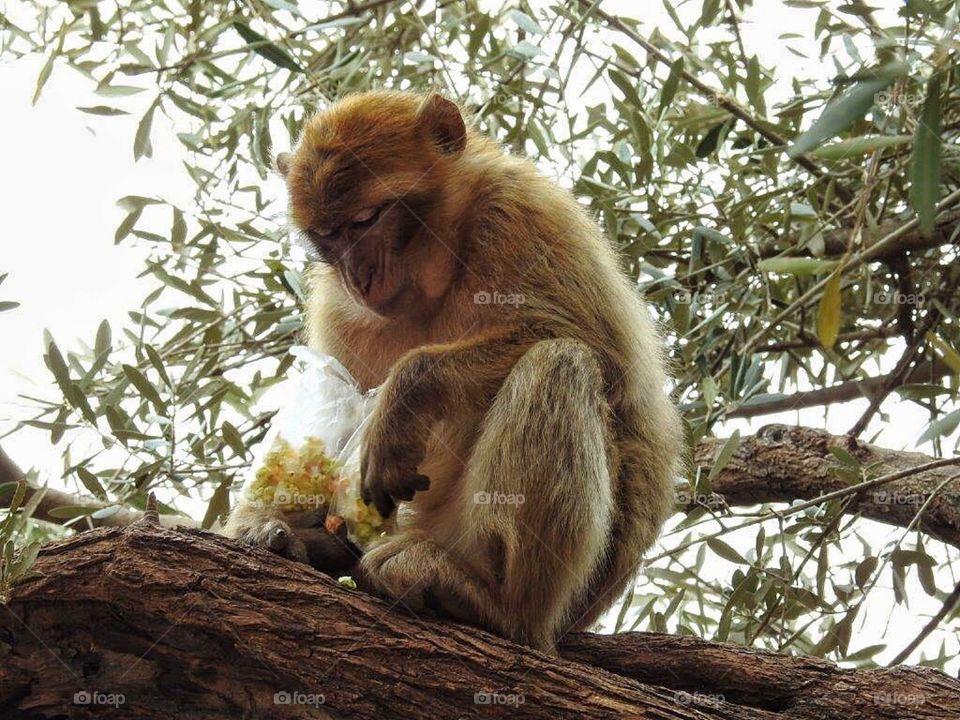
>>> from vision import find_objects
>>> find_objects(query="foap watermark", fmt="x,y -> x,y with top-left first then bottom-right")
73,690 -> 126,707
875,89 -> 923,111
474,491 -> 525,506
875,290 -> 925,307
274,690 -> 326,707
274,488 -> 324,508
873,691 -> 925,708
675,690 -> 725,708
474,690 -> 525,707
675,489 -> 725,508
872,490 -> 925,507
672,288 -> 725,305
474,290 -> 526,306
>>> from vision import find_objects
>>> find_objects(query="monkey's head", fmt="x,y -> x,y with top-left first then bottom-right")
278,91 -> 469,317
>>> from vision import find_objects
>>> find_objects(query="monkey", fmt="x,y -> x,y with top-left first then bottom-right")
223,90 -> 683,652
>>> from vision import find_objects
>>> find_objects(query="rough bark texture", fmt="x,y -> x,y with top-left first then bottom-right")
2,522 -> 958,719
693,424 -> 960,548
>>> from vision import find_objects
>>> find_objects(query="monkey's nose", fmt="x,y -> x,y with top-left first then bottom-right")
359,263 -> 376,296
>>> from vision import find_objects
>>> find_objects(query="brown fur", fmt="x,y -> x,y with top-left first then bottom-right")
225,90 -> 682,651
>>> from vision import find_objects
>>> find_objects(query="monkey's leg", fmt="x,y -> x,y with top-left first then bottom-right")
360,339 -> 615,651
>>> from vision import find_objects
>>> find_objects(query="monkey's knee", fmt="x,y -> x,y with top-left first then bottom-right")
513,339 -> 604,398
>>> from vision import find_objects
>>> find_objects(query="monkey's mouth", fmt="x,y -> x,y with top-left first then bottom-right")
348,254 -> 404,315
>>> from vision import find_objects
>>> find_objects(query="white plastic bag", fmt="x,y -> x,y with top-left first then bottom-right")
241,346 -> 388,548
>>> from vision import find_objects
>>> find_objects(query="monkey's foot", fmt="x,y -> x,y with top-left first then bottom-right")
359,532 -> 480,623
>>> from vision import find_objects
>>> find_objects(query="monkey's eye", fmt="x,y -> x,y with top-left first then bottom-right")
350,204 -> 384,228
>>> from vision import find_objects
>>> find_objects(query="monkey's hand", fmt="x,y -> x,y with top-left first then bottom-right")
360,401 -> 431,518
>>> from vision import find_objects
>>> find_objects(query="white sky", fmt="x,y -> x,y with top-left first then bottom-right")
1,0 -> 957,670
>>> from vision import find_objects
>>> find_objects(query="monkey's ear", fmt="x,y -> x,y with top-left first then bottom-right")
275,152 -> 292,177
416,93 -> 466,156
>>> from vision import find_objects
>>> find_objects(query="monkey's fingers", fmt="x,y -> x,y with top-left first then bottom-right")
391,473 -> 431,502
361,465 -> 397,519
371,486 -> 396,519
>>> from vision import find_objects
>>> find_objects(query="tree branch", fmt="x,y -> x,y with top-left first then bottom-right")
694,424 -> 960,548
2,523 -> 957,719
719,358 -> 954,419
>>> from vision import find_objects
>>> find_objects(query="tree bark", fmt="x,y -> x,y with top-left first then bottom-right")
2,521 -> 958,719
693,424 -> 960,548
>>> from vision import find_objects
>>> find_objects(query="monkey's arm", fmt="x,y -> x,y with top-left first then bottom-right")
360,327 -> 537,516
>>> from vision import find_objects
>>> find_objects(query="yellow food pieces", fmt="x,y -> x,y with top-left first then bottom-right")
245,436 -> 385,547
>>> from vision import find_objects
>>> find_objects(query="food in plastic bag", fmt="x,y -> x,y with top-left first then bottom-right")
241,346 -> 390,550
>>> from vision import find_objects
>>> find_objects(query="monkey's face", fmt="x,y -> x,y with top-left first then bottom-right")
279,92 -> 467,317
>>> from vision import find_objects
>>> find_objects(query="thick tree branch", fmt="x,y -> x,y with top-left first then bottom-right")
694,424 -> 960,548
2,523 -> 958,719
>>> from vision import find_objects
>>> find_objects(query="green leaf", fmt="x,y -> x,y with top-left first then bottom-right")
707,430 -> 740,482
511,40 -> 542,59
811,134 -> 911,160
263,0 -> 301,15
46,341 -> 96,423
221,422 -> 247,457
91,506 -> 121,520
122,364 -> 167,412
757,257 -> 837,276
95,320 -> 112,359
201,475 -> 234,530
77,105 -> 130,116
828,445 -> 861,469
926,332 -> 960,374
910,74 -> 943,236
817,271 -> 842,349
115,207 -> 143,243
134,98 -> 160,160
144,345 -> 172,389
707,537 -> 748,564
508,9 -> 544,35
46,505 -> 97,520
32,26 -> 65,105
658,57 -> 684,118
917,408 -> 960,446
788,63 -> 907,158
77,468 -> 107,500
0,301 -> 19,312
232,21 -> 301,72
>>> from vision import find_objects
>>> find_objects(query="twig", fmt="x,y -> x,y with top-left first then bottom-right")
888,578 -> 960,666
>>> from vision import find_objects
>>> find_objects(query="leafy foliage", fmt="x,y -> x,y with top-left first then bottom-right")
2,0 -> 959,671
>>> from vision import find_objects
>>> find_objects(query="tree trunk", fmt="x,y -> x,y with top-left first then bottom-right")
2,521 -> 957,719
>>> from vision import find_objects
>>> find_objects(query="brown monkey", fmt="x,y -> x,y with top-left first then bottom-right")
225,90 -> 682,651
